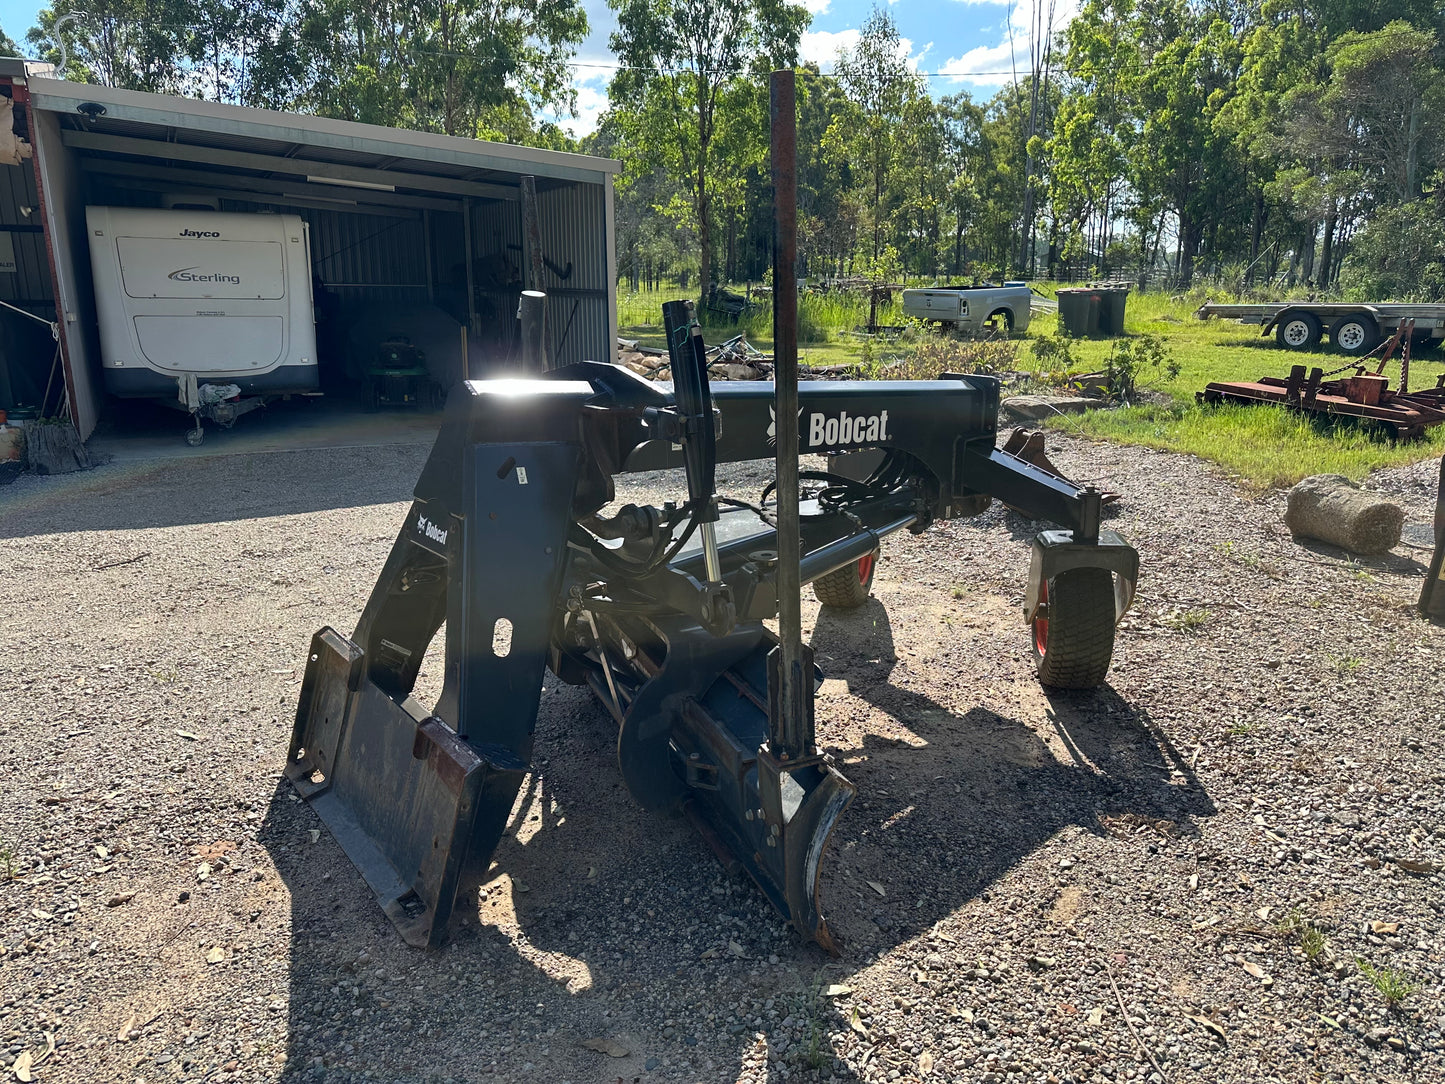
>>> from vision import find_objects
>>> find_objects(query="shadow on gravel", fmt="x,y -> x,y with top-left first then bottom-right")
0,442 -> 431,540
806,591 -> 1216,941
255,593 -> 1216,1084
1291,535 -> 1430,577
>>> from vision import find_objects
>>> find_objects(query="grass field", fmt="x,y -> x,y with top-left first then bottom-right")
618,283 -> 1445,487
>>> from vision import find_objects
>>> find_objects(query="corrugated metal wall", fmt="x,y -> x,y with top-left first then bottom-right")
0,154 -> 58,412
221,189 -> 612,370
468,196 -> 524,361
304,208 -> 430,305
214,199 -> 436,310
469,183 -> 612,367
0,163 -> 53,309
536,182 -> 611,365
45,157 -> 614,412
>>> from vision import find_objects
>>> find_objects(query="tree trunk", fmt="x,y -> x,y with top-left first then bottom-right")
1318,209 -> 1337,291
726,213 -> 736,285
1247,188 -> 1265,285
1405,95 -> 1421,199
1178,210 -> 1202,289
1152,211 -> 1166,277
872,151 -> 882,262
697,173 -> 711,303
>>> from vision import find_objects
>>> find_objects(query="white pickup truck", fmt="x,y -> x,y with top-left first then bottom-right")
901,282 -> 1033,334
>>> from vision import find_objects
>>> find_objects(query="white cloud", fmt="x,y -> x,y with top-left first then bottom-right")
561,81 -> 609,138
938,40 -> 1019,85
799,27 -> 861,68
801,28 -> 932,73
940,0 -> 1080,87
803,0 -> 832,13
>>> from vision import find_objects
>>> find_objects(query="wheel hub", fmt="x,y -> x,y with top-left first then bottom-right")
1338,323 -> 1366,350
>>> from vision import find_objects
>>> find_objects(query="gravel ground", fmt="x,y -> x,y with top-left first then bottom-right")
1,433 -> 1443,1084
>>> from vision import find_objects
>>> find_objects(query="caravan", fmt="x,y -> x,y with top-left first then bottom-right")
86,206 -> 319,440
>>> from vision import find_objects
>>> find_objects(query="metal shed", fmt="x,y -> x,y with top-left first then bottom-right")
0,61 -> 619,440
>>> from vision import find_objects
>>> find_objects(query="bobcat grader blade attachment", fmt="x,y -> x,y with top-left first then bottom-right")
287,302 -> 1139,951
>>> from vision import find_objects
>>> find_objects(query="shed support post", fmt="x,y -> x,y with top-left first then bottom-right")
462,198 -> 477,351
520,176 -> 545,292
520,176 -> 548,366
423,209 -> 434,304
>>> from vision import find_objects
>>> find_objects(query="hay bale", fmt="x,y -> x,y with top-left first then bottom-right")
1284,474 -> 1403,555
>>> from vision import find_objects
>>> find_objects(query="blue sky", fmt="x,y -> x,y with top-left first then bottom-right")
0,0 -> 1072,136
563,0 -> 1075,135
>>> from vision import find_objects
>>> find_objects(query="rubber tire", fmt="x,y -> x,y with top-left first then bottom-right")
812,550 -> 878,609
1276,311 -> 1322,350
185,427 -> 204,447
1330,315 -> 1378,356
1032,567 -> 1117,690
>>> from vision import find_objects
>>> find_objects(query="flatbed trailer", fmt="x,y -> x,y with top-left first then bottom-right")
1196,301 -> 1445,356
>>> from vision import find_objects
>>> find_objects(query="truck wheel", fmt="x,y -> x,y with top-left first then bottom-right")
813,551 -> 877,609
1276,312 -> 1322,350
1032,568 -> 1116,689
1330,315 -> 1378,356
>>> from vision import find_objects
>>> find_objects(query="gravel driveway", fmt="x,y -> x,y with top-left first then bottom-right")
1,434 -> 1442,1084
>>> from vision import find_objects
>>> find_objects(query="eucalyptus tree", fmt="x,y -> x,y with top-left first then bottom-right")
607,0 -> 808,301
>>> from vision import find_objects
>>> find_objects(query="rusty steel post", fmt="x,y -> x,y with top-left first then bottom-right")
520,175 -> 545,292
520,176 -> 550,367
768,68 -> 810,761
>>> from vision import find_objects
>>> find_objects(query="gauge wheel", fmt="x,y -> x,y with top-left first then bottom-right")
1330,315 -> 1379,356
1032,568 -> 1117,689
813,550 -> 878,609
1276,311 -> 1322,350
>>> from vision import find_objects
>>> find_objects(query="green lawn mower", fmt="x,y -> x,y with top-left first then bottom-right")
362,336 -> 442,410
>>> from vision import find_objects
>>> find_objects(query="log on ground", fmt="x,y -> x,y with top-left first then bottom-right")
21,420 -> 96,475
1284,474 -> 1404,555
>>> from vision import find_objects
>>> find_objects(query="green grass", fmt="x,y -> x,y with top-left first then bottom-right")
1162,607 -> 1212,633
1025,289 -> 1445,485
1356,958 -> 1420,1008
617,280 -> 1445,487
1327,653 -> 1364,677
1279,910 -> 1331,965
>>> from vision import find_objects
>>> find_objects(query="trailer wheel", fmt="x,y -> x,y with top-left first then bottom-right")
1330,315 -> 1378,356
813,550 -> 878,609
1032,568 -> 1116,689
1276,311 -> 1322,350
185,426 -> 205,447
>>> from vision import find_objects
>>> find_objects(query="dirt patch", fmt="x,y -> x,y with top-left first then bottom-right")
1,435 -> 1442,1083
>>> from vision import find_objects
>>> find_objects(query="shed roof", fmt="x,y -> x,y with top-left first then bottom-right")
23,76 -> 619,188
